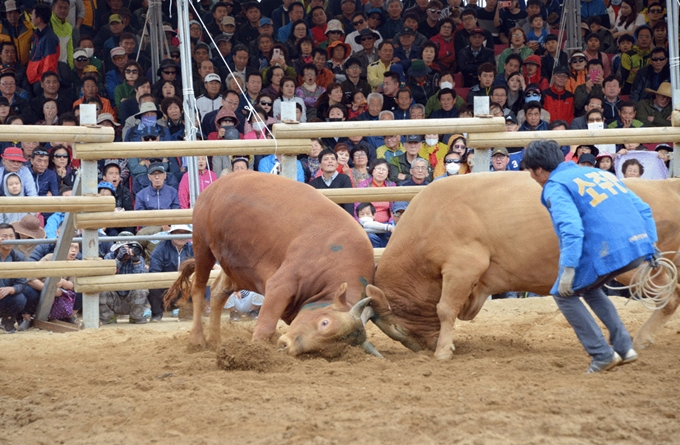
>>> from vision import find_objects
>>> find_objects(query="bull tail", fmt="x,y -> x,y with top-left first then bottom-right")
164,258 -> 197,310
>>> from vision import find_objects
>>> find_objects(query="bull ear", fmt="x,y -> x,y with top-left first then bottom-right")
331,282 -> 349,309
365,285 -> 390,314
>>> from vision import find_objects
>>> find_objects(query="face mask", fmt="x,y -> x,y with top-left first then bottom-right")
446,162 -> 460,175
425,137 -> 438,146
223,32 -> 234,40
141,115 -> 156,127
328,117 -> 343,122
440,81 -> 453,90
253,122 -> 265,131
83,48 -> 94,58
609,0 -> 622,4
525,95 -> 541,103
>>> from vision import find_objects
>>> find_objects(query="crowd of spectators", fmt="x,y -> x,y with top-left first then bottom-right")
0,0 -> 676,331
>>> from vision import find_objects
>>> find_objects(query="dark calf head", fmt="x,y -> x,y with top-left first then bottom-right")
277,283 -> 380,358
365,284 -> 429,352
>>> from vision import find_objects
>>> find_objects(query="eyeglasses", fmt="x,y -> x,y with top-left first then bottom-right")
428,8 -> 441,13
649,8 -> 663,12
163,70 -> 176,75
445,159 -> 460,164
462,16 -> 475,21
452,144 -> 466,149
75,57 -> 88,62
411,166 -> 428,170
53,154 -> 69,158
571,57 -> 586,63
0,82 -> 14,87
525,91 -> 541,97
587,103 -> 602,108
0,234 -> 15,240
373,167 -> 389,172
259,101 -> 272,106
125,69 -> 138,74
353,152 -> 367,157
143,136 -> 157,141
651,56 -> 667,62
352,19 -> 365,26
587,117 -> 603,122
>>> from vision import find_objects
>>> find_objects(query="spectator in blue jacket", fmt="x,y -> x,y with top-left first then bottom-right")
124,102 -> 171,142
29,147 -> 58,197
148,224 -> 194,321
134,162 -> 180,211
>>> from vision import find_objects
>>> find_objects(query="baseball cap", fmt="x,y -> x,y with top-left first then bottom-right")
215,33 -> 232,43
578,153 -> 596,166
110,47 -> 126,57
73,48 -> 88,59
221,16 -> 235,26
4,0 -> 18,12
98,181 -> 117,194
168,224 -> 193,233
505,114 -> 518,125
392,201 -> 408,214
491,147 -> 509,157
147,162 -> 166,174
400,27 -> 415,36
204,73 -> 221,83
469,27 -> 485,36
404,134 -> 424,143
109,14 -> 122,24
552,65 -> 570,76
259,17 -> 273,26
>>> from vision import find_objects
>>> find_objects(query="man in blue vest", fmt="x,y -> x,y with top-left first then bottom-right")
523,139 -> 658,373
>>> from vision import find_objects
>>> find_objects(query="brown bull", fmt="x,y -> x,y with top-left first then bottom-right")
165,171 -> 378,357
365,172 -> 680,359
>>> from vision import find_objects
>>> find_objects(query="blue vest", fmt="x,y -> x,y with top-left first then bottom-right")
541,162 -> 657,294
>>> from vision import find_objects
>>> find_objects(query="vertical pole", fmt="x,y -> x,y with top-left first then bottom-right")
79,106 -> 99,328
177,0 -> 200,206
281,154 -> 298,181
472,149 -> 490,173
564,0 -> 582,54
666,0 -> 680,177
148,0 -> 161,83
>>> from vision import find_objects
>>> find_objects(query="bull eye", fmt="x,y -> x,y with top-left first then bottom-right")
320,319 -> 329,328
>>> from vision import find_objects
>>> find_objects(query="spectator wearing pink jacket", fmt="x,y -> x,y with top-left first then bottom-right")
178,156 -> 218,209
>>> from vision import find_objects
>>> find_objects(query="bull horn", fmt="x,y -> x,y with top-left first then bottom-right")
361,306 -> 375,326
349,297 -> 372,320
361,340 -> 384,358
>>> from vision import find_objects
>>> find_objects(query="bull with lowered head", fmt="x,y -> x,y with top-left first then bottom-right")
165,171 -> 380,357
366,172 -> 680,359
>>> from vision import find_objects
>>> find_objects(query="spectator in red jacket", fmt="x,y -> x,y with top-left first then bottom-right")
27,4 -> 60,87
542,65 -> 575,124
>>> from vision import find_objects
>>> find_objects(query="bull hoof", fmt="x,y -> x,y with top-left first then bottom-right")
206,336 -> 221,350
189,332 -> 206,348
633,336 -> 654,351
434,344 -> 455,360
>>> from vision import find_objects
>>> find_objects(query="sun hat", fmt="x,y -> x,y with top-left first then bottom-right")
1,146 -> 26,162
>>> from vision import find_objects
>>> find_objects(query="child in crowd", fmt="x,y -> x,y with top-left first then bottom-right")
1,173 -> 28,224
526,14 -> 548,45
357,202 -> 395,248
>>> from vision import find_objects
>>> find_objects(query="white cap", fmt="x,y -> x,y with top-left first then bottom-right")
204,73 -> 221,83
168,224 -> 193,233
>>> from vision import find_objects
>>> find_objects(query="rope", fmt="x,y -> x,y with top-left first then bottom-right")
187,1 -> 280,156
605,253 -> 678,310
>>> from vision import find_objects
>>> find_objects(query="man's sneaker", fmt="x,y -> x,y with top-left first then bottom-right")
586,352 -> 622,373
248,310 -> 259,320
129,318 -> 148,324
150,315 -> 162,323
1,318 -> 16,334
17,318 -> 31,331
101,315 -> 117,325
229,311 -> 240,322
619,349 -> 638,365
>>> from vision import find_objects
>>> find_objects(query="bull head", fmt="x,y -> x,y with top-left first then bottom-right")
365,285 -> 423,352
277,283 -> 383,358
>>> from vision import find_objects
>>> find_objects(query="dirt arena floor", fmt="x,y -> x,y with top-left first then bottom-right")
1,297 -> 680,445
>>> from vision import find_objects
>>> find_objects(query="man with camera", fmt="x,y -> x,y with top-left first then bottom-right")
99,232 -> 150,324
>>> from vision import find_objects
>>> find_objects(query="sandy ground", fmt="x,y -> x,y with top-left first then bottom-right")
1,297 -> 680,445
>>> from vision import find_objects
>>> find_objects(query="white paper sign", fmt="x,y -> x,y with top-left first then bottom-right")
473,96 -> 489,116
79,103 -> 97,125
588,122 -> 616,154
281,101 -> 297,122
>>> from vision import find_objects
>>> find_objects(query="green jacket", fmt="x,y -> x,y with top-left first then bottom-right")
635,99 -> 672,127
50,13 -> 73,68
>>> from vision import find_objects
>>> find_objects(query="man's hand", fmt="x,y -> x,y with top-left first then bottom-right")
558,267 -> 575,297
650,243 -> 662,268
0,287 -> 12,299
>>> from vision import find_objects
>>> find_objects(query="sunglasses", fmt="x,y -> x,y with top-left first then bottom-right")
525,91 -> 541,97
445,159 -> 460,164
171,53 -> 181,58
571,57 -> 586,63
352,19 -> 365,26
125,69 -> 138,74
649,8 -> 663,12
143,136 -> 157,141
163,70 -> 177,75
328,30 -> 343,34
53,154 -> 69,158
75,56 -> 88,62
651,56 -> 666,62
428,8 -> 441,13
259,101 -> 273,106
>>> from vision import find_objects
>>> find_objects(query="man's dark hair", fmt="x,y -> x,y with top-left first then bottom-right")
138,93 -> 154,105
0,223 -> 17,238
312,47 -> 327,59
222,88 -> 238,99
526,0 -> 541,7
603,75 -> 621,88
59,113 -> 77,125
586,16 -> 602,26
318,148 -> 337,162
651,46 -> 669,58
103,162 -> 121,176
383,71 -> 400,84
617,100 -> 636,111
289,2 -> 305,14
212,2 -> 229,12
586,58 -> 603,69
437,88 -> 455,100
33,4 -> 52,24
81,75 -> 98,86
352,12 -> 367,20
302,63 -> 318,75
477,62 -> 496,76
523,101 -> 542,113
585,108 -> 603,121
461,8 -> 477,18
377,40 -> 393,51
41,71 -> 59,82
0,41 -> 16,53
548,119 -> 568,130
522,139 -> 564,172
490,84 -> 508,95
246,71 -> 263,82
504,54 -> 523,67
586,93 -> 604,104
134,76 -> 150,89
120,32 -> 136,42
617,33 -> 635,44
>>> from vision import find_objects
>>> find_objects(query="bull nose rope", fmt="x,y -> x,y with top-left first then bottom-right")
605,253 -> 678,310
